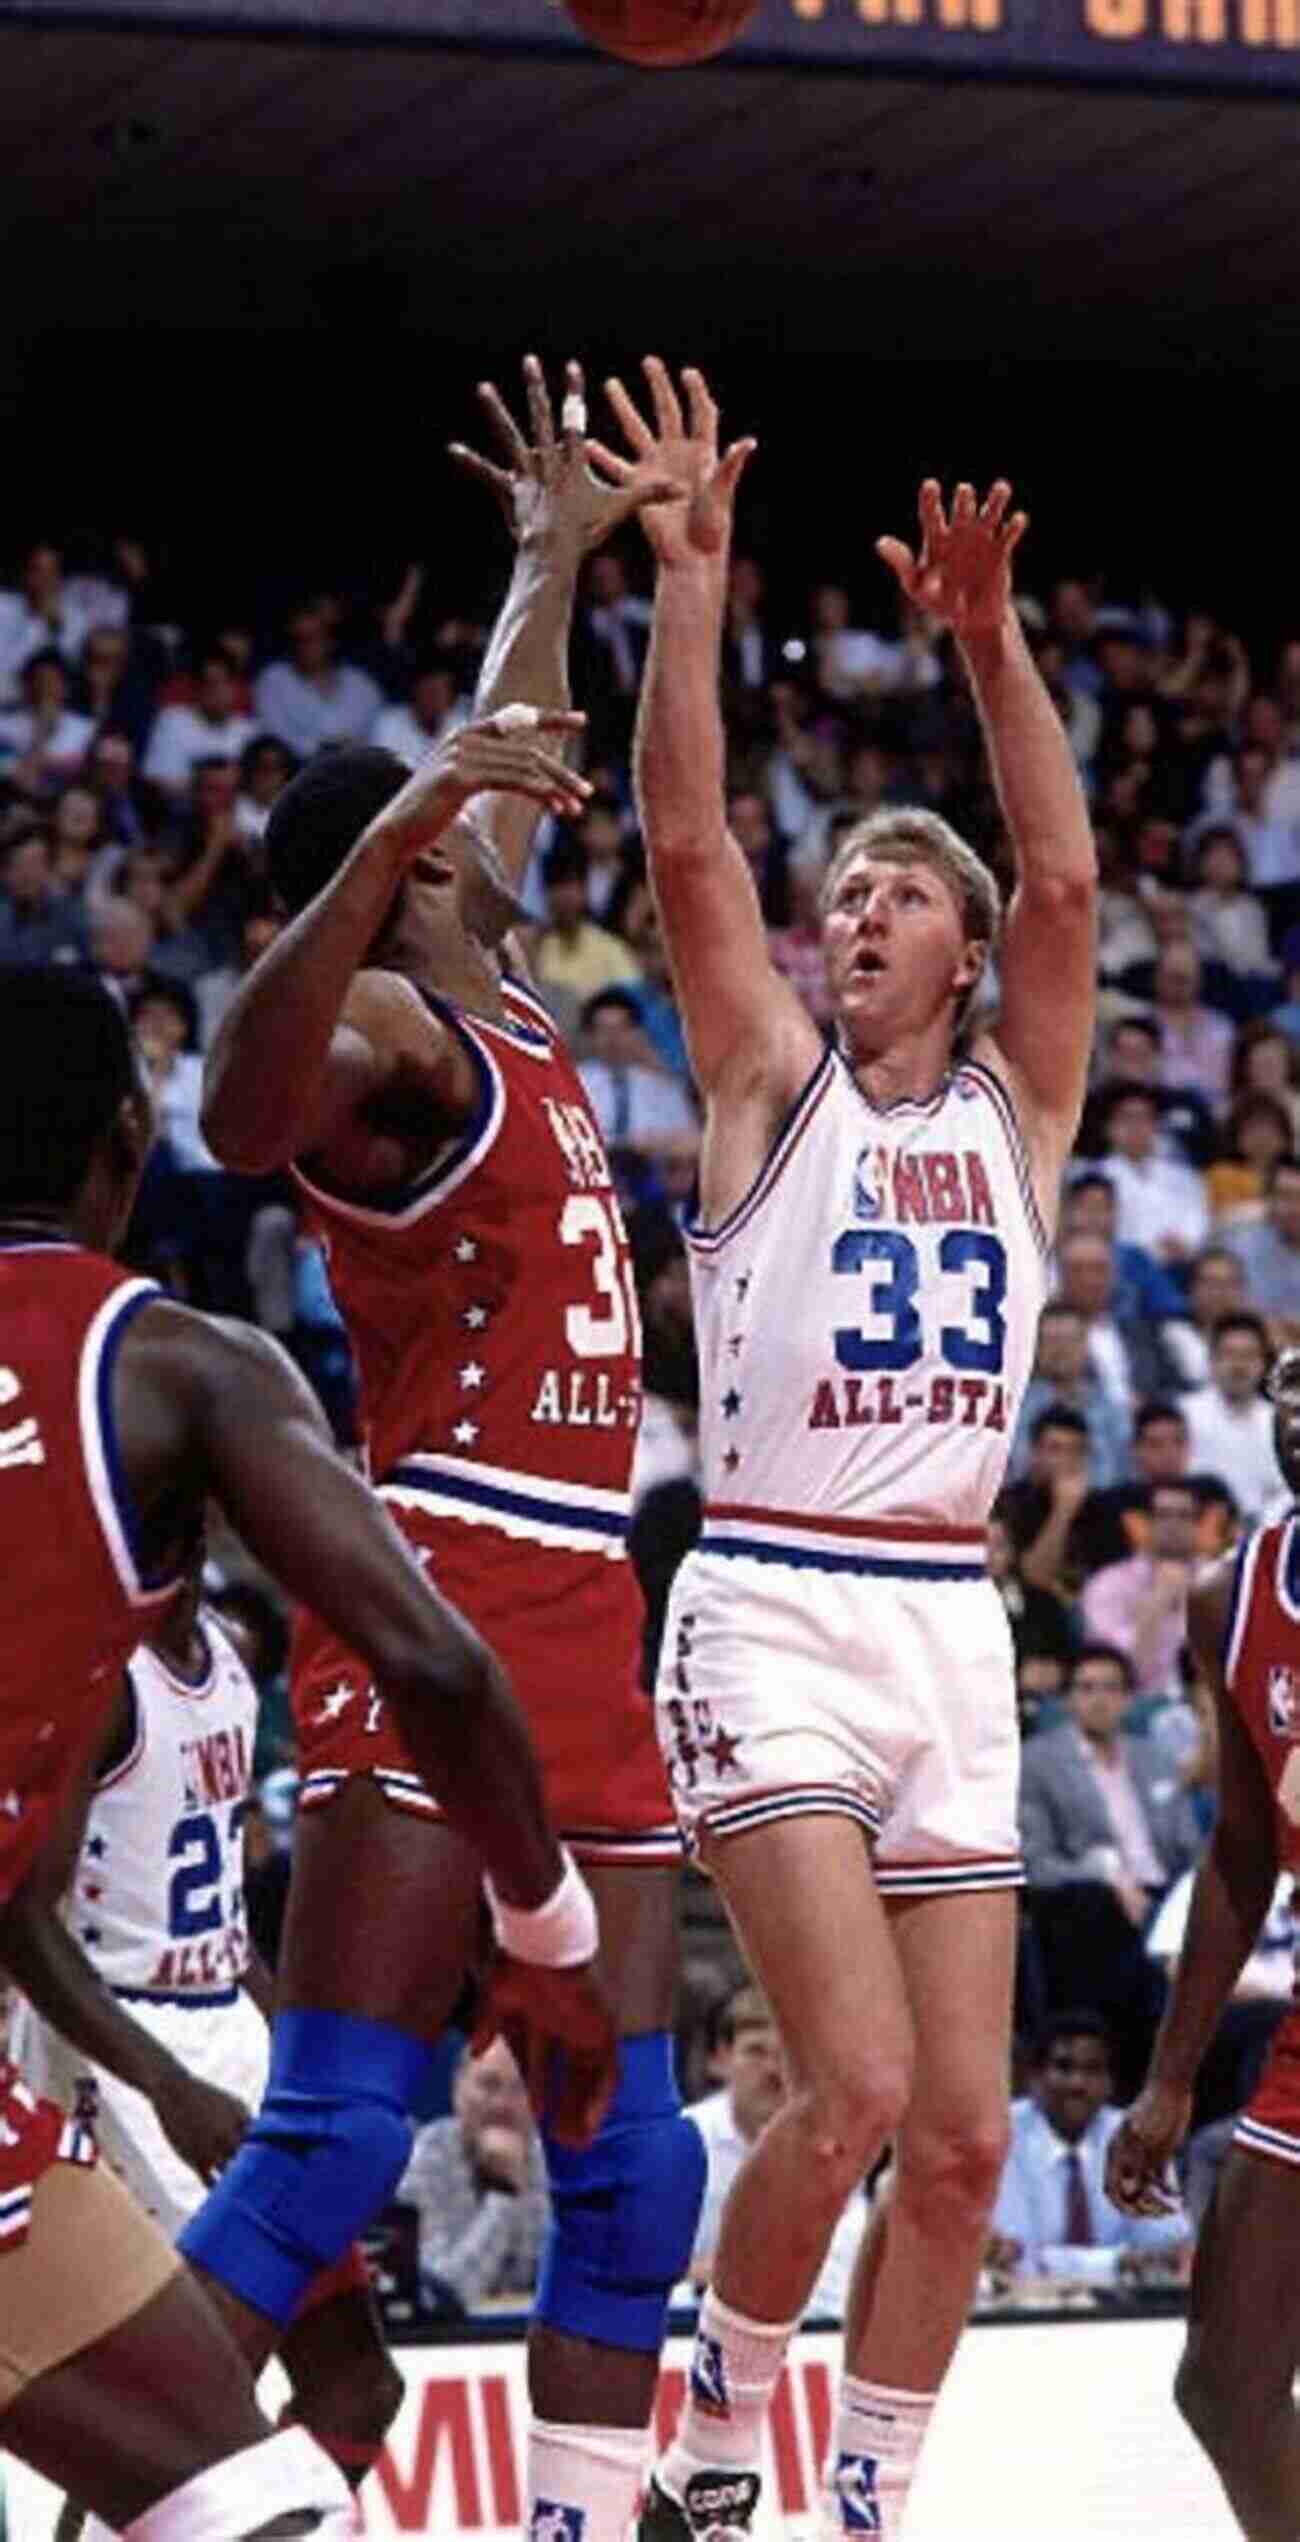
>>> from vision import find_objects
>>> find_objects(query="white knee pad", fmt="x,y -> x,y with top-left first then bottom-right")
83,2424 -> 353,2539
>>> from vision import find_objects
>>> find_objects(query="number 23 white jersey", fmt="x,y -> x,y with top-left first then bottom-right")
687,1048 -> 1048,1551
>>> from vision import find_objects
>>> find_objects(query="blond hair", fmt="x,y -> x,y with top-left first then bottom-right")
818,808 -> 1002,951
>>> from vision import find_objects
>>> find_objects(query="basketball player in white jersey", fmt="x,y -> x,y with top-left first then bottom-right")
590,365 -> 1096,2540
7,1560 -> 397,2537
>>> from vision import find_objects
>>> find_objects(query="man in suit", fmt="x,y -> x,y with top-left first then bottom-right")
987,2009 -> 1191,2285
1020,1642 -> 1204,2096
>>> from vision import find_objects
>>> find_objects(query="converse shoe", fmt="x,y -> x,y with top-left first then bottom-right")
637,2467 -> 762,2541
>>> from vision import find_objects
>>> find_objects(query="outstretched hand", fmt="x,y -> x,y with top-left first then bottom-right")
588,357 -> 756,569
450,354 -> 683,556
877,480 -> 1027,639
473,1953 -> 618,2150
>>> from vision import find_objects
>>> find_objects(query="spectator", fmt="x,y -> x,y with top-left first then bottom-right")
1203,743 -> 1300,912
1205,694 -> 1300,836
1189,826 -> 1277,983
1058,1172 -> 1187,1325
1151,939 -> 1234,1111
1069,1396 -> 1192,1577
372,657 -> 469,770
48,783 -> 108,898
234,735 -> 296,845
0,540 -> 98,702
1053,1225 -> 1183,1408
570,792 -> 632,923
988,2011 -> 1190,2285
768,865 -> 834,1030
142,649 -> 259,801
0,815 -> 85,965
1181,1312 -> 1283,1519
1097,1079 -> 1210,1263
577,986 -> 699,1165
0,647 -> 95,791
1012,1302 -> 1130,1488
1164,1243 -> 1248,1390
988,1498 -> 1075,1668
531,836 -> 642,1009
253,599 -> 383,760
722,555 -> 776,696
1019,1642 -> 1203,2094
1000,1405 -> 1092,1604
164,757 -> 262,963
394,2040 -> 549,2318
1207,1091 -> 1293,1228
1223,1155 -> 1300,1343
195,896 -> 282,1051
78,623 -> 154,756
684,1984 -> 867,2318
1080,1477 -> 1200,1698
729,784 -> 789,922
1231,1020 -> 1300,1147
612,876 -> 692,1083
130,978 -> 217,1172
85,729 -> 146,848
87,894 -> 156,1005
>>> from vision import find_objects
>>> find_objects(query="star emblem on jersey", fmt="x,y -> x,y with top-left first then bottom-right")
85,1834 -> 105,1859
452,1419 -> 480,1447
704,1725 -> 741,1776
463,1304 -> 489,1330
722,1446 -> 740,1475
1268,1665 -> 1300,1739
453,1237 -> 479,1263
722,1389 -> 742,1419
314,1684 -> 354,1726
530,2508 -> 585,2542
833,2452 -> 883,2534
458,1361 -> 486,1390
734,1273 -> 751,1302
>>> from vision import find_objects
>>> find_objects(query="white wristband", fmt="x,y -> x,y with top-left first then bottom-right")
486,1850 -> 598,1969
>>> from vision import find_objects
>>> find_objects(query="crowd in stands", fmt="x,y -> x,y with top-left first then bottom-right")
7,527 -> 1300,2317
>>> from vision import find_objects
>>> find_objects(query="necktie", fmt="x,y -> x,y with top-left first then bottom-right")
1063,2147 -> 1093,2246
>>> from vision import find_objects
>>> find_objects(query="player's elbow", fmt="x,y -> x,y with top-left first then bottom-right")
199,1076 -> 291,1176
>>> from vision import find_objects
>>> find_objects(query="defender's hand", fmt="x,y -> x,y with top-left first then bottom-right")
392,707 -> 592,857
473,1955 -> 618,2150
878,480 -> 1027,638
590,359 -> 756,569
154,2066 -> 250,2183
1104,2081 -> 1192,2217
451,354 -> 682,557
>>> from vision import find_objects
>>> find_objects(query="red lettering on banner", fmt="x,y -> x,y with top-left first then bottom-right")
482,2376 -> 519,2526
654,2367 -> 687,2450
371,2380 -> 480,2529
769,2369 -> 805,2511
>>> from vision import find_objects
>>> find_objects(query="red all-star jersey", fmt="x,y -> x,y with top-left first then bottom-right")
292,974 -> 674,1860
0,1243 -> 180,1904
295,972 -> 643,1527
1224,1512 -> 1300,1876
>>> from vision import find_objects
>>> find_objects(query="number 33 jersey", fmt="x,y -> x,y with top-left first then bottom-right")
688,1048 -> 1048,1557
292,973 -> 675,1861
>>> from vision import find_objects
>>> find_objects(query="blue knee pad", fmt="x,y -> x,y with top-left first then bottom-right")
180,2009 -> 438,2327
537,2031 -> 706,2354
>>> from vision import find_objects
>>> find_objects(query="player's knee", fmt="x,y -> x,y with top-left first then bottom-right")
793,2055 -> 911,2189
896,2106 -> 1010,2230
182,2090 -> 412,2327
1174,2338 -> 1260,2471
538,2033 -> 706,2353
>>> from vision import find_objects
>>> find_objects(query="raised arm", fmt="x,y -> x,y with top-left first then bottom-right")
449,353 -> 678,905
1106,1559 -> 1278,2215
201,710 -> 590,1174
879,484 -> 1097,1210
592,360 -> 819,1109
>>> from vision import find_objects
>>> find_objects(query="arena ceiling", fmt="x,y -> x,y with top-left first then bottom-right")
5,22 -> 1300,372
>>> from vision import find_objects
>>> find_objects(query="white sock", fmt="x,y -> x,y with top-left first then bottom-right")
658,2289 -> 797,2508
527,2416 -> 648,2542
821,2377 -> 936,2539
82,2426 -> 354,2541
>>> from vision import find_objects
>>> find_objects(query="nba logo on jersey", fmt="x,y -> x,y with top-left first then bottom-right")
1268,1665 -> 1300,1738
833,2451 -> 883,2534
690,2329 -> 731,2418
530,2506 -> 585,2542
852,1144 -> 888,1222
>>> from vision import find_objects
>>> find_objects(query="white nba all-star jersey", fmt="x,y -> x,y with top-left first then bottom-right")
687,1048 -> 1048,1563
60,1612 -> 257,2003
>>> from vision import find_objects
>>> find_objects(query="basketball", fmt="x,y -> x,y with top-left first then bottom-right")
563,0 -> 759,68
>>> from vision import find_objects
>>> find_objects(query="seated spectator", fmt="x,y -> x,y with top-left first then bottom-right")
1080,1477 -> 1200,1699
163,756 -> 264,964
1224,1155 -> 1300,1345
729,783 -> 789,923
531,836 -> 642,1006
762,673 -> 845,848
768,865 -> 834,1029
108,847 -> 211,989
142,649 -> 258,801
578,987 -> 699,1164
1189,825 -> 1277,984
1153,939 -> 1234,1109
569,791 -> 633,923
628,1204 -> 698,1506
196,895 -> 281,1051
1206,1091 -> 1293,1227
86,728 -> 146,848
582,548 -> 653,709
1069,1397 -> 1192,1577
0,646 -> 95,791
78,622 -> 155,757
685,1984 -> 867,2319
611,876 -> 692,1082
87,893 -> 156,1005
988,2011 -> 1191,2286
1097,1078 -> 1210,1263
1269,926 -> 1300,1045
1231,1019 -> 1300,1146
1000,1405 -> 1092,1604
0,814 -> 86,965
394,2039 -> 549,2318
1164,1243 -> 1248,1390
234,734 -> 296,845
722,554 -> 776,698
1053,1224 -> 1183,1409
1019,1643 -> 1203,2095
1057,1173 -> 1187,1328
989,1498 -> 1075,1668
1080,1014 -> 1215,1171
0,539 -> 99,703
1182,1311 -> 1284,1517
1017,1647 -> 1070,1742
131,978 -> 217,1172
372,656 -> 469,770
253,598 -> 383,760
48,782 -> 108,897
1011,1301 -> 1130,1489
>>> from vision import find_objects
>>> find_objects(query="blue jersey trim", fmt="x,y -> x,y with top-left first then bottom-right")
112,1983 -> 241,2009
386,1459 -> 629,1541
95,1284 -> 174,1594
696,1531 -> 984,1580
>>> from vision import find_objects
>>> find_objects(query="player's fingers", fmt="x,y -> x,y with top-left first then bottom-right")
604,376 -> 656,456
919,478 -> 945,541
534,708 -> 589,736
953,481 -> 977,524
1003,510 -> 1030,557
560,357 -> 588,444
715,438 -> 757,501
523,351 -> 556,452
681,365 -> 719,449
476,380 -> 529,469
584,438 -> 637,484
642,355 -> 684,442
980,479 -> 1012,531
447,445 -> 515,503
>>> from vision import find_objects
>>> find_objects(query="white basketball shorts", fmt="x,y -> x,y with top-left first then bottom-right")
655,1546 -> 1023,1897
